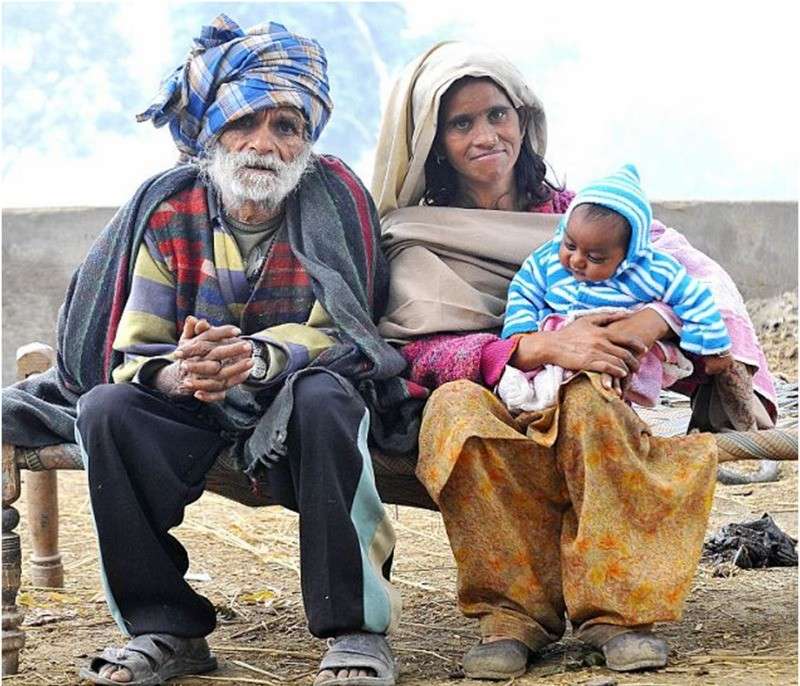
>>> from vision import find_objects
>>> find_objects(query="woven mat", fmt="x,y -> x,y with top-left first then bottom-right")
635,378 -> 798,438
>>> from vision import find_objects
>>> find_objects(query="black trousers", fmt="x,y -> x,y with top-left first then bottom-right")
75,373 -> 399,639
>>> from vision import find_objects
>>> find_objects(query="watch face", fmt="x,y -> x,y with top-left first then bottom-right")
250,355 -> 268,381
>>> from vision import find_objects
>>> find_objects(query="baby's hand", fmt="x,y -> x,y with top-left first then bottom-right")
600,372 -> 624,398
702,352 -> 733,375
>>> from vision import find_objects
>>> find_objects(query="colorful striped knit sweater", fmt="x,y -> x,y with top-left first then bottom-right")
113,182 -> 332,386
503,165 -> 732,355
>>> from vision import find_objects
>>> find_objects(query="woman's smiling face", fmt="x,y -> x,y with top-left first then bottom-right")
438,77 -> 523,192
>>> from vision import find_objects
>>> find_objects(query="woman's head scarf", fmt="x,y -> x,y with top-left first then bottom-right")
371,42 -> 547,218
137,14 -> 333,157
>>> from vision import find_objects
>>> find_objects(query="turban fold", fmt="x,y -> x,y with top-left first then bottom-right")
137,14 -> 333,156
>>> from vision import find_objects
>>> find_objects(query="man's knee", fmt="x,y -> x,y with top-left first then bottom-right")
76,383 -> 144,434
291,372 -> 363,426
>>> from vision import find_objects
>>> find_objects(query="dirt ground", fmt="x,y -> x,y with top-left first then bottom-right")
5,294 -> 798,686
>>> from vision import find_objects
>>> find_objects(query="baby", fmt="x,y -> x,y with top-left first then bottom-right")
499,164 -> 734,411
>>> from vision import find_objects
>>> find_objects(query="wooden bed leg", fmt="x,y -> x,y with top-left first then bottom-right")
2,444 -> 25,675
17,343 -> 64,589
26,471 -> 63,588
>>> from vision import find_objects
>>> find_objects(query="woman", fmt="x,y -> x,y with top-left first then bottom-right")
370,42 -> 777,679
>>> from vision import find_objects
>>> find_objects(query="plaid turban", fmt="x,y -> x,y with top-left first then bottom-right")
137,14 -> 333,156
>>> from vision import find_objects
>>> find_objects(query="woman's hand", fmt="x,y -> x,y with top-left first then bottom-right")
603,307 -> 675,354
702,351 -> 733,375
511,311 -> 647,378
155,316 -> 253,402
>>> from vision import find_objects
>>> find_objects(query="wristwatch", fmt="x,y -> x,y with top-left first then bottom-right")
248,340 -> 269,382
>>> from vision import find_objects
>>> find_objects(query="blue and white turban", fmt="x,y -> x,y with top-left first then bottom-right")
137,14 -> 333,157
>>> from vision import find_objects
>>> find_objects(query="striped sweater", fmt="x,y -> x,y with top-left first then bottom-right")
503,165 -> 731,356
112,176 -> 334,385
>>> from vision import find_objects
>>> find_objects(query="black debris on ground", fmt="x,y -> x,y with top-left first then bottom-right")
703,513 -> 798,569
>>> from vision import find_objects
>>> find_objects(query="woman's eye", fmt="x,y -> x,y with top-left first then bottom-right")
488,108 -> 508,122
450,117 -> 471,131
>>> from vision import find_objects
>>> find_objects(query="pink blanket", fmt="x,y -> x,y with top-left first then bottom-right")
650,221 -> 777,419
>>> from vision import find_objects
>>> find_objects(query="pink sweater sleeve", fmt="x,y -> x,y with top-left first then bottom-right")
480,338 -> 519,386
401,332 -> 504,389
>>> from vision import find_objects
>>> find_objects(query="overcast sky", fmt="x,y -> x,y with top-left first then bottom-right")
2,0 -> 798,207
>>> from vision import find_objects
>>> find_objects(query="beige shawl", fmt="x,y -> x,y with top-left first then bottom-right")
377,206 -> 559,340
370,41 -> 548,219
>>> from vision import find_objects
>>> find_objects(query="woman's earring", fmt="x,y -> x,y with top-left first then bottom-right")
435,151 -> 445,165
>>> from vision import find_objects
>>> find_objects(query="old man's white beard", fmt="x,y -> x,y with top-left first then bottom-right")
204,144 -> 312,211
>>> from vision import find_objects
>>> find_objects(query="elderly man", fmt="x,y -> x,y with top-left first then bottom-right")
4,15 -> 405,686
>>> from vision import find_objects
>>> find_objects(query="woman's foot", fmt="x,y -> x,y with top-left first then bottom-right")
462,636 -> 529,680
602,631 -> 669,671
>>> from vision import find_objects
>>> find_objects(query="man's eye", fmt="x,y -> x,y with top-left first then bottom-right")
276,118 -> 300,135
232,114 -> 257,129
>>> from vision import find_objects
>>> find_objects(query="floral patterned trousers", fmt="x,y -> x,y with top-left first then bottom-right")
416,375 -> 717,650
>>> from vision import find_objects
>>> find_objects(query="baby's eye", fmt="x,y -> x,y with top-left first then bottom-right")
587,255 -> 606,264
563,242 -> 576,251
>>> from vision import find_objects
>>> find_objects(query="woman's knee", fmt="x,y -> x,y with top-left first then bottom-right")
426,379 -> 493,414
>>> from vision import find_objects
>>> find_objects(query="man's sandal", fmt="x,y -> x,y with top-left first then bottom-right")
462,639 -> 529,680
316,633 -> 398,686
601,631 -> 669,671
78,633 -> 217,685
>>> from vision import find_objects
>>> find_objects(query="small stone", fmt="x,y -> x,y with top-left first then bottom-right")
583,677 -> 618,686
582,651 -> 605,667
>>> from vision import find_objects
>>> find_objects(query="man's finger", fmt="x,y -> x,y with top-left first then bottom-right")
194,389 -> 227,403
219,357 -> 254,379
181,316 -> 198,341
204,341 -> 253,362
180,359 -> 227,377
195,325 -> 242,342
182,377 -> 228,392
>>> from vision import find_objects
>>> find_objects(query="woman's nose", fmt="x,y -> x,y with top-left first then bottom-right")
473,121 -> 499,147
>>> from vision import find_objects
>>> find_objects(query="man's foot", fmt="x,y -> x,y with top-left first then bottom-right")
602,631 -> 669,671
315,633 -> 397,686
462,635 -> 529,680
78,634 -> 216,685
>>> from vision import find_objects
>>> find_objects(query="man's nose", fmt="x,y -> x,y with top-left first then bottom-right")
247,123 -> 278,156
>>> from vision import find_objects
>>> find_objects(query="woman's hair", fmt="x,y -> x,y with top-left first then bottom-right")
422,77 -> 561,208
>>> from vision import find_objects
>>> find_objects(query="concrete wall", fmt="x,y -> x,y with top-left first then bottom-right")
2,201 -> 797,385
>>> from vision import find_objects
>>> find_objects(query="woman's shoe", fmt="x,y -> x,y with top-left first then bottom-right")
462,638 -> 529,680
602,631 -> 669,671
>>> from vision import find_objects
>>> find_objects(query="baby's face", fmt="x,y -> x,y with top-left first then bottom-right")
558,206 -> 628,282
